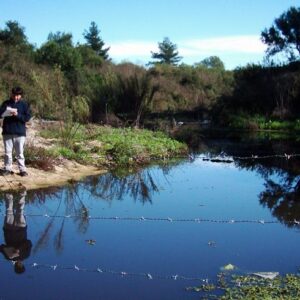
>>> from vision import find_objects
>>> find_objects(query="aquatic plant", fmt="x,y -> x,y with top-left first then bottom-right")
187,273 -> 300,299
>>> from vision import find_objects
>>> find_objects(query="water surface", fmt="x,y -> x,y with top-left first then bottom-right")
0,135 -> 300,299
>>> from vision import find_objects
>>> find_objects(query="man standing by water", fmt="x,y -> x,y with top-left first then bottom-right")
0,87 -> 31,176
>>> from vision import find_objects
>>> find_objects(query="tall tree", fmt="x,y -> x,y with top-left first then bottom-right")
196,56 -> 225,70
0,20 -> 28,46
47,31 -> 73,47
83,21 -> 110,60
261,6 -> 300,61
0,20 -> 33,55
150,37 -> 182,65
36,32 -> 82,74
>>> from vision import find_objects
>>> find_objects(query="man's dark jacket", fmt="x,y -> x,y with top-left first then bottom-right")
1,225 -> 32,261
0,98 -> 31,136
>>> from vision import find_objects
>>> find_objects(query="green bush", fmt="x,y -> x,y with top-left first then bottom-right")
24,144 -> 57,171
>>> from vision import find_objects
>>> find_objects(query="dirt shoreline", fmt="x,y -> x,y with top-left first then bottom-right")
0,120 -> 107,191
0,162 -> 107,191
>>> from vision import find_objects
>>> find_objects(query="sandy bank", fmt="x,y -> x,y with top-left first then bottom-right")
0,161 -> 106,191
0,120 -> 107,191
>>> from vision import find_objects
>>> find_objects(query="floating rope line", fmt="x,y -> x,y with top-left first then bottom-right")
4,212 -> 297,225
198,153 -> 300,162
30,262 -> 209,282
234,153 -> 300,160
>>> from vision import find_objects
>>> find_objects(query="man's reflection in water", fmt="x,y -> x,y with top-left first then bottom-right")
0,191 -> 32,274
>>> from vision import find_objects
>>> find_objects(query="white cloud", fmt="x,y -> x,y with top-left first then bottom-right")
108,35 -> 267,68
109,35 -> 266,57
109,41 -> 157,57
180,35 -> 267,55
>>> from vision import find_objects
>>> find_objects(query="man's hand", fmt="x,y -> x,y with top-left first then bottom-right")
11,111 -> 18,116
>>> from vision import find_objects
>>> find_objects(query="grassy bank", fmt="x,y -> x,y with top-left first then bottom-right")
27,123 -> 188,170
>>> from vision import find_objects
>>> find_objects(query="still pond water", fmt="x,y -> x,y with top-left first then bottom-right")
0,133 -> 300,299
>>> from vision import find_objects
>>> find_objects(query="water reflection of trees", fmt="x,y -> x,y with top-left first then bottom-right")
83,168 -> 162,204
0,164 -> 176,254
259,177 -> 300,228
25,184 -> 91,254
200,136 -> 300,228
235,150 -> 300,228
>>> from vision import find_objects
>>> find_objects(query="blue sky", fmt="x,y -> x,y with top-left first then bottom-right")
1,0 -> 299,69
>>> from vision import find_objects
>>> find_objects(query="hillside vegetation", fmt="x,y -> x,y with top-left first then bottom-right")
1,7 -> 300,131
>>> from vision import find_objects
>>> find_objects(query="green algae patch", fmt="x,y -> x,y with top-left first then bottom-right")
222,274 -> 300,300
186,273 -> 300,300
221,263 -> 236,271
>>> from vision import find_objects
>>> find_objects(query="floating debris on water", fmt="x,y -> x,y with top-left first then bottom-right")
207,241 -> 216,247
252,272 -> 279,280
85,239 -> 96,245
221,263 -> 236,271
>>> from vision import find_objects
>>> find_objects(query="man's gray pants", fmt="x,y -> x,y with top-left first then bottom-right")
5,191 -> 27,227
3,135 -> 26,172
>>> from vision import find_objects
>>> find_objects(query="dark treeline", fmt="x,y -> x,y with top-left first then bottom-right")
0,6 -> 299,128
214,61 -> 300,126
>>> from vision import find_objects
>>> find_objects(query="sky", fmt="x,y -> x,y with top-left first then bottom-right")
1,0 -> 300,69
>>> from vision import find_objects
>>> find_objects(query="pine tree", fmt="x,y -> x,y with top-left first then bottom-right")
150,37 -> 182,65
83,21 -> 110,60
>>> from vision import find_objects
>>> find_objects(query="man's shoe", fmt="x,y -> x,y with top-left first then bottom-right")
19,171 -> 28,177
0,170 -> 13,176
